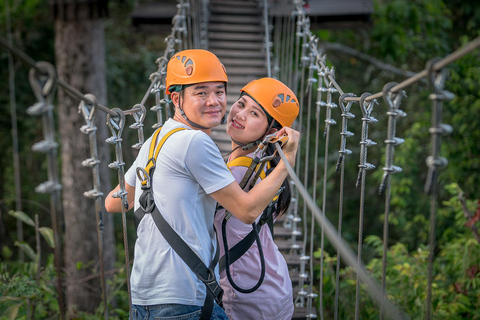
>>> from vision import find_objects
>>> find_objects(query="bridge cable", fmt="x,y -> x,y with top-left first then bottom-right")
379,82 -> 406,319
335,93 -> 357,319
424,59 -> 453,320
275,142 -> 407,320
79,94 -> 109,319
27,62 -> 66,320
106,109 -> 133,316
354,92 -> 378,320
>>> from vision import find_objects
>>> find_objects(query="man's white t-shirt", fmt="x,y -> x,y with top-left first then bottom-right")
125,118 -> 235,306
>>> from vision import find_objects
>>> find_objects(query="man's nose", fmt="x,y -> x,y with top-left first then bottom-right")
206,92 -> 220,105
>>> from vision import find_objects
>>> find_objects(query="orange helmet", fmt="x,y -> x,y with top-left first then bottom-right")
241,78 -> 299,128
165,49 -> 228,94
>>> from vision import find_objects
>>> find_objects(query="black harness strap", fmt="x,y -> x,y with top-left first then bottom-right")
218,204 -> 274,273
134,128 -> 223,320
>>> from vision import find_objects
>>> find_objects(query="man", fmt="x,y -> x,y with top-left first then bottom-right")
105,49 -> 299,319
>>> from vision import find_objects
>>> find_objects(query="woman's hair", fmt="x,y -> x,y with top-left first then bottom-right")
264,143 -> 291,217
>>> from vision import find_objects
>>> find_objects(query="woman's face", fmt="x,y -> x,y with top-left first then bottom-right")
227,95 -> 270,145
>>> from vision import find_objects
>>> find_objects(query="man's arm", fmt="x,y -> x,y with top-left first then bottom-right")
211,127 -> 299,224
105,182 -> 135,213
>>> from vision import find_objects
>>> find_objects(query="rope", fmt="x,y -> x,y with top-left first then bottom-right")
314,66 -> 325,320
318,66 -> 337,320
275,143 -> 407,320
262,0 -> 272,77
334,93 -> 356,320
354,93 -> 378,320
379,82 -> 406,319
304,51 -> 317,318
342,36 -> 480,103
79,94 -> 109,319
106,109 -> 132,315
424,59 -> 453,320
26,62 -> 66,320
293,16 -> 310,308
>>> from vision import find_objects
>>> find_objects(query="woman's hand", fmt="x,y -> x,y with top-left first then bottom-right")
275,127 -> 300,167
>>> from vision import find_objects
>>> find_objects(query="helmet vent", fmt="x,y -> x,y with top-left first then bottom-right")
185,65 -> 193,76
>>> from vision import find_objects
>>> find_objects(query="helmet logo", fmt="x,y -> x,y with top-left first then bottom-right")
273,94 -> 297,108
272,97 -> 282,107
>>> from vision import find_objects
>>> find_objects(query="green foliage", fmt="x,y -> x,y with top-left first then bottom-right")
314,185 -> 480,318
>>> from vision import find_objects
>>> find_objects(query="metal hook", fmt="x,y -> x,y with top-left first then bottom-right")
79,94 -> 98,122
106,108 -> 126,141
28,61 -> 57,104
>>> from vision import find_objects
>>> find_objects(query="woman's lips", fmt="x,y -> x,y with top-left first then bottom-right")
231,119 -> 244,129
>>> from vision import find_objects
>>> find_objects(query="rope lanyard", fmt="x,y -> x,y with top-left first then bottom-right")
219,136 -> 283,294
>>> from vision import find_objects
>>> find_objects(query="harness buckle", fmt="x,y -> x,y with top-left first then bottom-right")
200,268 -> 224,303
136,167 -> 151,189
137,158 -> 157,190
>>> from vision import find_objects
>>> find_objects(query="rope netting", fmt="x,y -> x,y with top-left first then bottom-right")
2,0 -> 480,319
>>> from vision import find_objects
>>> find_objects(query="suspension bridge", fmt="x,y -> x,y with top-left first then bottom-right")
2,0 -> 480,319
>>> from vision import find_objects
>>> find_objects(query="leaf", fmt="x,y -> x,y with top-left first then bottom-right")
465,197 -> 480,228
14,241 -> 37,261
8,210 -> 35,227
39,227 -> 55,248
3,302 -> 22,319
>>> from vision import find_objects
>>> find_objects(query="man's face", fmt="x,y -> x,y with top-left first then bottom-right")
175,82 -> 227,129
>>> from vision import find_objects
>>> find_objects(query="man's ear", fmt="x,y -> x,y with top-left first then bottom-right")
170,92 -> 179,107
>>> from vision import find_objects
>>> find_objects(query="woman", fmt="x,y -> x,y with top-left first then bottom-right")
214,78 -> 300,320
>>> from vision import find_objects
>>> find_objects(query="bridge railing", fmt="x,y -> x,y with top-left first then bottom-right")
268,0 -> 480,319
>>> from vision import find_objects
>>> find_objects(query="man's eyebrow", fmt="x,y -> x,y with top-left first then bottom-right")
192,84 -> 225,90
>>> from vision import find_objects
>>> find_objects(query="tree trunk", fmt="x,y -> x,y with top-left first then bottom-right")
54,4 -> 115,315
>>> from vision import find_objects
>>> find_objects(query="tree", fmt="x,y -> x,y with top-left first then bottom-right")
52,0 -> 115,315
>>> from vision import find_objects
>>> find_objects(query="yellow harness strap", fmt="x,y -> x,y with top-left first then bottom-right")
141,127 -> 186,185
227,156 -> 278,202
227,156 -> 270,181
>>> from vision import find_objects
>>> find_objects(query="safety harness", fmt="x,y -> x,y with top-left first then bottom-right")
134,126 -> 224,320
218,135 -> 286,294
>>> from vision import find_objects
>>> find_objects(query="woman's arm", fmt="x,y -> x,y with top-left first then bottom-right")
211,127 -> 299,224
